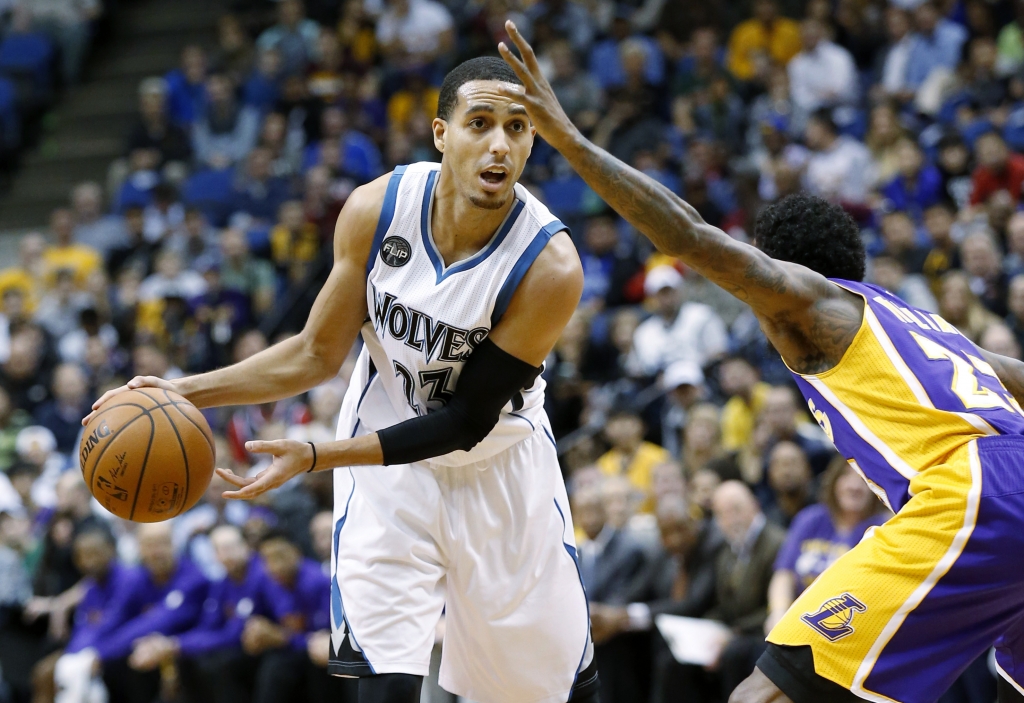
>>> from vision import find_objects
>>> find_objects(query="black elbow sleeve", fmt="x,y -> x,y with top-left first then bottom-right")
377,338 -> 541,466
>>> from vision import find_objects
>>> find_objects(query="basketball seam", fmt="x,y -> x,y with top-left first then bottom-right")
84,402 -> 156,488
152,402 -> 191,519
84,400 -> 184,487
128,412 -> 158,521
158,390 -> 215,453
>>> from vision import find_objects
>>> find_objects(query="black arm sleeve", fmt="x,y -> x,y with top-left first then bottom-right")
376,338 -> 542,466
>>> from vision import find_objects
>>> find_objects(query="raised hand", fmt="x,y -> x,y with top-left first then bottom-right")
497,21 -> 578,148
215,439 -> 315,500
82,376 -> 180,426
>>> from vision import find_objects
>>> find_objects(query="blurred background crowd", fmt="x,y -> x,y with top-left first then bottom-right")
0,0 -> 1023,701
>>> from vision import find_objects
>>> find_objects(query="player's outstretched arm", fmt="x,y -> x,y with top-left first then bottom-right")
84,176 -> 391,425
215,233 -> 583,500
496,22 -> 855,357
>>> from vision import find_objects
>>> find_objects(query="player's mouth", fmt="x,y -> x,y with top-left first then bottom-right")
479,167 -> 508,192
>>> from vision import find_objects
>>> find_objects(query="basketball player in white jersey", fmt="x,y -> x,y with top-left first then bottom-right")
85,58 -> 597,703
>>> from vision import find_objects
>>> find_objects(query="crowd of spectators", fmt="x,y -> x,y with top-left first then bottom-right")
3,0 -> 1024,701
0,0 -> 107,184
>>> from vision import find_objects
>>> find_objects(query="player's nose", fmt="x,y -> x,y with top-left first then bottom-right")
488,131 -> 510,157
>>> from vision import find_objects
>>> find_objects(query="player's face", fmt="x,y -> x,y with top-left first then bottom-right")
434,80 -> 535,210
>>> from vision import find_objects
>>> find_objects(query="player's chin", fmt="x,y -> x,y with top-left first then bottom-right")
469,187 -> 510,210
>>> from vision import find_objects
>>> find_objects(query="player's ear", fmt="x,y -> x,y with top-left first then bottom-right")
432,118 -> 447,154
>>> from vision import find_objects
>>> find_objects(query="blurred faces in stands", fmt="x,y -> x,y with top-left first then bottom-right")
137,523 -> 177,583
712,480 -> 761,547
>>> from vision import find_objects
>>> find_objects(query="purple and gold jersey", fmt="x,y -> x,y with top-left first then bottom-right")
790,279 -> 1024,513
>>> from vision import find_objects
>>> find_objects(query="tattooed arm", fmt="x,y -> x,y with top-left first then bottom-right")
981,350 -> 1024,407
497,22 -> 863,373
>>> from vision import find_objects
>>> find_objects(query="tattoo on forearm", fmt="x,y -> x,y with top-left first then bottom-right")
561,135 -> 863,373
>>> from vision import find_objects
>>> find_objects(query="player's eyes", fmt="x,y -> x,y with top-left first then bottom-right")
510,122 -> 525,132
469,119 -> 485,129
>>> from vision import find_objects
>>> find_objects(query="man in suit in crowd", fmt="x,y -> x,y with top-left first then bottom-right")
572,482 -> 648,703
706,480 -> 786,698
591,493 -> 724,703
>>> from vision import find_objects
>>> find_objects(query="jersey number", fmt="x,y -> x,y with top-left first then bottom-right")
393,362 -> 454,413
911,332 -> 1022,414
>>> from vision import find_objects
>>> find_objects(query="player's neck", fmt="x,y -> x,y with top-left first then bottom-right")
431,170 -> 517,267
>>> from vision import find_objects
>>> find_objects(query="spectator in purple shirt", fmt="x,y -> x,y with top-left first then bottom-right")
60,523 -> 208,703
241,529 -> 345,703
763,459 -> 889,633
128,525 -> 278,703
30,525 -> 121,703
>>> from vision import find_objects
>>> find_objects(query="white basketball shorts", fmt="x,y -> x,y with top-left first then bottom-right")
326,426 -> 594,703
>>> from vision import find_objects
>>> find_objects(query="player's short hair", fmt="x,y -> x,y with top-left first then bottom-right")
437,57 -> 524,121
754,193 -> 866,282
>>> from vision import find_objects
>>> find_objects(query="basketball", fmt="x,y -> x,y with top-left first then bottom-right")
79,388 -> 216,523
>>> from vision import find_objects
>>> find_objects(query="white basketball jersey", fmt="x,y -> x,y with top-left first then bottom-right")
336,162 -> 567,467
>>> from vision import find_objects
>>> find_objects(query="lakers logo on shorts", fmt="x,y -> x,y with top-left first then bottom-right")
801,593 -> 867,642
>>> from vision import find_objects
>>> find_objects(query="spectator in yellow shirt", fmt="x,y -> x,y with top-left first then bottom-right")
42,209 -> 102,289
727,0 -> 802,83
597,410 -> 671,513
387,73 -> 440,131
718,355 -> 771,451
0,232 -> 48,314
270,200 -> 322,284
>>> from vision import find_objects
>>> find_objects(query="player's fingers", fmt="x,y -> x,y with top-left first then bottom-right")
88,385 -> 129,412
215,468 -> 254,489
222,469 -> 277,500
497,41 -> 530,85
505,21 -> 541,74
244,440 -> 284,456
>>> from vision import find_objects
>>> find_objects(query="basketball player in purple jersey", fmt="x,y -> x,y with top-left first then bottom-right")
500,20 -> 1024,703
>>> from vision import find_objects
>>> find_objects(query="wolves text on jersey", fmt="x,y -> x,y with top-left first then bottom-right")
371,284 -> 489,364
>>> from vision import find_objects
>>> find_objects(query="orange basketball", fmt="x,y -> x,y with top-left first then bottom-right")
80,387 -> 215,523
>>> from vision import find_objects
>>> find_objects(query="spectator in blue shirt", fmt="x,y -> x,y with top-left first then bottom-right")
905,1 -> 968,90
526,0 -> 594,54
165,45 -> 209,127
881,139 -> 944,221
229,147 -> 293,223
243,48 -> 285,114
588,12 -> 664,92
300,107 -> 381,183
193,73 -> 262,169
256,0 -> 321,77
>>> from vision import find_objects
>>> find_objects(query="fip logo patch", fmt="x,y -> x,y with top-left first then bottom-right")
381,237 -> 411,267
801,593 -> 867,642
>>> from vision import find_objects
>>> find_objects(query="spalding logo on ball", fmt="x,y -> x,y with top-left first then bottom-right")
80,388 -> 215,523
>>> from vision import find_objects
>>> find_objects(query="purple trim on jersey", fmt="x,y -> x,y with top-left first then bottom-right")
791,375 -> 912,511
860,436 -> 1024,701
